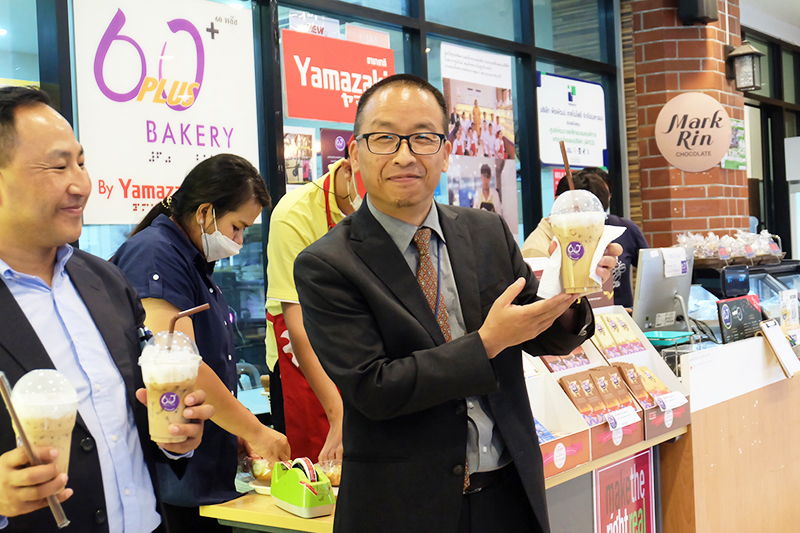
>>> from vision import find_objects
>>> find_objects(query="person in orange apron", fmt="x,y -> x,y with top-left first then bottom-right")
266,138 -> 363,461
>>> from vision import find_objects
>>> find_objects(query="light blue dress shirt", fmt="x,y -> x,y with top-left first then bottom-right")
0,245 -> 161,533
367,198 -> 510,474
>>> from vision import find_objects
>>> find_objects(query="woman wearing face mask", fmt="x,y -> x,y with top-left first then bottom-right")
113,154 -> 290,533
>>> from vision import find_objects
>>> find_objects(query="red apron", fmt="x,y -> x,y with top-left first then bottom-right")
267,312 -> 329,460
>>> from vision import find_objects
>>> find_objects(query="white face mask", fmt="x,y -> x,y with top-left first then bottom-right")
347,173 -> 363,211
201,208 -> 242,262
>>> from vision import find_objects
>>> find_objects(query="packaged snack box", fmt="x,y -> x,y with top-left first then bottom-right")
591,319 -> 623,359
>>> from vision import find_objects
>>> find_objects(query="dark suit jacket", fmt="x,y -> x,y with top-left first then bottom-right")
295,202 -> 593,533
0,249 -> 175,533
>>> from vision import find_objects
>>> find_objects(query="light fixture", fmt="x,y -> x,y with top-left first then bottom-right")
0,29 -> 7,37
725,41 -> 766,92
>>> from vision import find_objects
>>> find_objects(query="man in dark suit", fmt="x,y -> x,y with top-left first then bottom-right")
294,74 -> 621,533
0,87 -> 214,532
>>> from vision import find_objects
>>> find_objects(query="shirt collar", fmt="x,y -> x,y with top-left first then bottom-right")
366,196 -> 445,254
315,158 -> 346,218
0,244 -> 73,282
150,214 -> 214,274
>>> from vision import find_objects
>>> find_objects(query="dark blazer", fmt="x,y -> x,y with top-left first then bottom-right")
295,202 -> 593,533
0,249 -> 175,533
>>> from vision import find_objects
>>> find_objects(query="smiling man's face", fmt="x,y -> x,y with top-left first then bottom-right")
0,104 -> 90,252
350,84 -> 451,225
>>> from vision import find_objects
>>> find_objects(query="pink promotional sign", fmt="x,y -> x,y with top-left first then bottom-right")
593,449 -> 655,533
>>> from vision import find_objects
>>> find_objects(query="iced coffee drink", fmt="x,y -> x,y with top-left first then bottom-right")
549,190 -> 606,294
139,331 -> 202,443
11,369 -> 78,475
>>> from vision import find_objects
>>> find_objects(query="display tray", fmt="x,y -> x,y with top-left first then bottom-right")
526,340 -> 644,460
693,253 -> 784,269
523,355 -> 591,478
594,306 -> 692,440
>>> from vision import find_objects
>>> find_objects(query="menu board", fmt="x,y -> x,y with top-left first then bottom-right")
717,295 -> 762,344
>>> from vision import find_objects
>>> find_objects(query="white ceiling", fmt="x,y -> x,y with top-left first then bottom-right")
741,0 -> 800,33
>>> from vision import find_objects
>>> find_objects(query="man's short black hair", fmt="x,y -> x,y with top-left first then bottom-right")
580,167 -> 612,195
480,164 -> 491,177
0,86 -> 53,167
354,74 -> 448,135
555,170 -> 610,210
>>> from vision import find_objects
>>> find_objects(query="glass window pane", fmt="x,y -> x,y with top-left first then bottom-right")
535,0 -> 606,63
0,0 -> 39,84
426,37 -> 522,240
783,50 -> 796,104
338,0 -> 409,16
425,0 -> 517,42
745,36 -> 772,98
787,111 -> 798,139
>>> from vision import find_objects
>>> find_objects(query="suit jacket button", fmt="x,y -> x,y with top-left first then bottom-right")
95,510 -> 107,524
80,437 -> 95,452
452,464 -> 464,476
455,403 -> 466,415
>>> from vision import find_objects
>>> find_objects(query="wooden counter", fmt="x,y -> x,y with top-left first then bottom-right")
660,337 -> 800,532
200,493 -> 334,533
200,425 -> 685,532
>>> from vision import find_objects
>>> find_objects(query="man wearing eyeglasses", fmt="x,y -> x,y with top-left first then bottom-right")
294,73 -> 621,533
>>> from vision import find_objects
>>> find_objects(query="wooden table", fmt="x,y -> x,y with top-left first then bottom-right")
200,493 -> 334,533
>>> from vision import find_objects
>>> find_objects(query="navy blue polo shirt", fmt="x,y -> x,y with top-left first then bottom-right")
607,215 -> 650,308
112,214 -> 240,506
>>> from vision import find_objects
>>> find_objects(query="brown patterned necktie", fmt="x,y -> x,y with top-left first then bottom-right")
413,228 -> 469,489
412,227 -> 452,342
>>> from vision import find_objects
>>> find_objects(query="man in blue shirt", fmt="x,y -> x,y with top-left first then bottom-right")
0,87 -> 214,532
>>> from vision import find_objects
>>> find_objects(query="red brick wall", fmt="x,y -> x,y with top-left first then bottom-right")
631,0 -> 748,248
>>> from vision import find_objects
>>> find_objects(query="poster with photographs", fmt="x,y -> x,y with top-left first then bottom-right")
440,43 -> 518,238
283,126 -> 317,190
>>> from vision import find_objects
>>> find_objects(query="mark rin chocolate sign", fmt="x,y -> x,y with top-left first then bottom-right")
654,92 -> 732,173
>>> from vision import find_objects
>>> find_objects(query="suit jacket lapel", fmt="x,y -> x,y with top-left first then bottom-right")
438,205 -> 482,333
350,203 -> 447,344
65,255 -> 137,407
0,276 -> 93,433
0,279 -> 54,374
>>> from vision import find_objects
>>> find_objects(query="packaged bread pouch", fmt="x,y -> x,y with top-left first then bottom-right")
615,362 -> 655,409
559,375 -> 595,426
589,368 -> 622,412
606,366 -> 638,409
573,371 -> 608,426
638,366 -> 671,398
541,355 -> 568,372
614,313 -> 647,353
591,318 -> 623,359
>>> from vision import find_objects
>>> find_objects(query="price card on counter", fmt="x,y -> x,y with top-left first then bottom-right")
605,406 -> 640,430
653,391 -> 688,411
779,289 -> 799,328
661,247 -> 688,278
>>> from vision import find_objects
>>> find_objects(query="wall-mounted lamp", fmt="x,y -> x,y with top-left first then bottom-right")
725,41 -> 766,92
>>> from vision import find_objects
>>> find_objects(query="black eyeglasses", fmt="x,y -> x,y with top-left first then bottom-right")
355,132 -> 446,155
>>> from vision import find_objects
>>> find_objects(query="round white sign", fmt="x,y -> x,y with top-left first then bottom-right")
553,442 -> 567,469
664,408 -> 674,429
655,92 -> 732,172
612,427 -> 624,446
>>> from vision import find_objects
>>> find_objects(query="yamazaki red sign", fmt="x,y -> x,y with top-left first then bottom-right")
282,29 -> 395,123
594,449 -> 655,533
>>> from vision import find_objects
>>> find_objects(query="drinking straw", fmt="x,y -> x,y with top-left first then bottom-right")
166,303 -> 210,349
559,141 -> 575,190
0,372 -> 70,529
